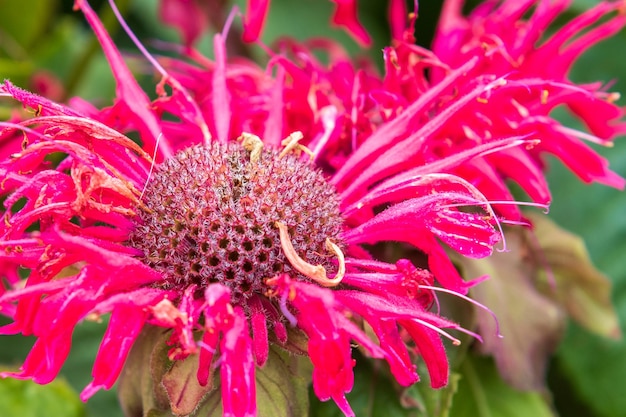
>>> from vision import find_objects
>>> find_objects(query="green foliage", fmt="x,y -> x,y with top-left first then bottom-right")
449,356 -> 555,417
0,0 -> 57,51
0,373 -> 86,417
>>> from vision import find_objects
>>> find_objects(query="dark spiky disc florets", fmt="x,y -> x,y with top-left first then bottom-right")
129,142 -> 344,301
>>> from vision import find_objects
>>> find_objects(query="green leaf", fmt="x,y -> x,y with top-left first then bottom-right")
449,355 -> 555,417
0,373 -> 86,417
570,0 -> 607,13
0,58 -> 33,80
0,318 -> 121,417
0,0 -> 57,52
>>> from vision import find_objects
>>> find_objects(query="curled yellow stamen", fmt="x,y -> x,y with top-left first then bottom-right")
238,132 -> 264,163
279,131 -> 315,161
324,238 -> 345,283
275,221 -> 345,287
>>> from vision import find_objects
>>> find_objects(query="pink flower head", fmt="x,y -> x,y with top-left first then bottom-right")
0,1 -> 622,417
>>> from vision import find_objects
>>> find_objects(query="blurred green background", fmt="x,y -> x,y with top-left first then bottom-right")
1,0 -> 625,416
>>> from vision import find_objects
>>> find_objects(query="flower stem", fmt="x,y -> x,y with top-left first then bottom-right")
462,358 -> 492,417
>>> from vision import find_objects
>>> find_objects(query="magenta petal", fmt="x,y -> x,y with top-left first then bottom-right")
242,0 -> 271,42
249,296 -> 269,366
401,320 -> 449,388
81,303 -> 150,400
76,0 -> 173,158
211,33 -> 231,144
330,0 -> 371,46
197,329 -> 219,387
220,307 -> 256,417
369,319 -> 418,386
308,335 -> 355,417
268,276 -> 356,413
344,193 -> 500,258
428,208 -> 500,258
1,330 -> 72,384
159,0 -> 207,46
1,81 -> 84,118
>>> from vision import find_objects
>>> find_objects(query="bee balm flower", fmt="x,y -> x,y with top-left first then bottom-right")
0,0 -> 623,416
0,2 -> 504,417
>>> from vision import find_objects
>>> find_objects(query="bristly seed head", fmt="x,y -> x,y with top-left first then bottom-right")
129,142 -> 344,301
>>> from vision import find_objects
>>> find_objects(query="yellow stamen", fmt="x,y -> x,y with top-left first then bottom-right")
325,238 -> 346,283
238,132 -> 264,163
275,221 -> 345,287
279,131 -> 314,161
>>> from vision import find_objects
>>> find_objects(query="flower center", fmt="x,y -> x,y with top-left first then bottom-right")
129,141 -> 344,301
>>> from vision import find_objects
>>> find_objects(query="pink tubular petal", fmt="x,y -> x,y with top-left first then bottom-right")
199,284 -> 233,387
75,0 -> 173,158
267,275 -> 356,414
308,334 -> 356,417
0,81 -> 84,118
212,33 -> 231,144
400,320 -> 448,388
242,0 -> 271,42
1,331 -> 72,384
220,307 -> 256,417
428,208 -> 501,258
334,290 -> 461,388
197,329 -> 219,387
109,0 -> 212,148
343,192 -> 500,258
340,76 -> 509,204
537,124 -> 625,188
488,147 -> 551,204
248,295 -> 269,366
81,292 -> 163,400
331,0 -> 371,46
369,319 -> 418,386
262,64 -> 286,147
388,0 -> 408,42
332,57 -> 479,188
349,136 -> 538,211
429,0 -> 626,203
159,0 -> 207,46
